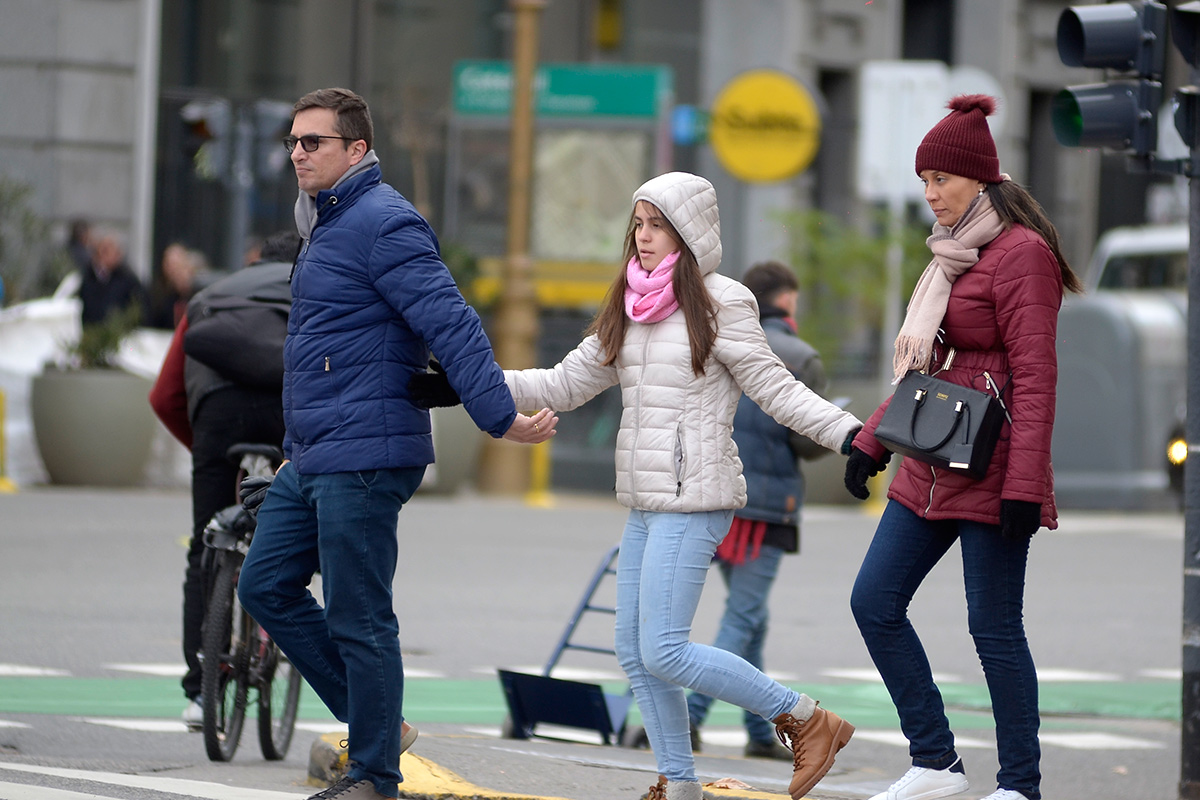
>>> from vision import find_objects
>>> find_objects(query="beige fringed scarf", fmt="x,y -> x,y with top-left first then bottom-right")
892,192 -> 1006,382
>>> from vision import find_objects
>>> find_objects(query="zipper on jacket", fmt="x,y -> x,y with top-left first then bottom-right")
674,423 -> 684,497
925,465 -> 936,515
324,356 -> 331,372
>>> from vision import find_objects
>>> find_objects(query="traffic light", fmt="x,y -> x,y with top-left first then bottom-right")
1172,1 -> 1200,149
1052,1 -> 1167,156
180,98 -> 231,179
252,99 -> 294,181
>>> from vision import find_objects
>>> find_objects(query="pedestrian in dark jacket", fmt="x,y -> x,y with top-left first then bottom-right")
79,233 -> 147,327
148,230 -> 299,728
685,260 -> 829,760
844,95 -> 1083,800
234,87 -> 556,800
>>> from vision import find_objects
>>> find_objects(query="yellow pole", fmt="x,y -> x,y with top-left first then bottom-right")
0,388 -> 17,493
477,0 -> 546,497
524,439 -> 554,508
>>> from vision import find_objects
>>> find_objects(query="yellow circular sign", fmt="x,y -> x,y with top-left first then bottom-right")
709,69 -> 821,183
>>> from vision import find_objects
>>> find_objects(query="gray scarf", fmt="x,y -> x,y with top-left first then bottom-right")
293,150 -> 380,241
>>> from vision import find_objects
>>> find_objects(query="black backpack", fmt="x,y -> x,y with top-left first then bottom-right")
183,262 -> 292,390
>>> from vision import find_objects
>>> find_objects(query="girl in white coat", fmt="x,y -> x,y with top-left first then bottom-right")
505,172 -> 861,800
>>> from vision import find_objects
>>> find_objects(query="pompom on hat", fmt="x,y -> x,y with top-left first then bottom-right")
914,94 -> 1002,184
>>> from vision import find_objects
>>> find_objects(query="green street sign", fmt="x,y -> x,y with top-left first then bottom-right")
452,60 -> 671,118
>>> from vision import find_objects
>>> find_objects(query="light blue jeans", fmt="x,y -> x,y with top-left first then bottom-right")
686,543 -> 786,744
614,509 -> 799,783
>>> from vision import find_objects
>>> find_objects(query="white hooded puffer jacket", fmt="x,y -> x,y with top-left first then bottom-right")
505,172 -> 861,512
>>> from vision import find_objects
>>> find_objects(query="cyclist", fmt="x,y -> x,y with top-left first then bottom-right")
149,230 -> 297,729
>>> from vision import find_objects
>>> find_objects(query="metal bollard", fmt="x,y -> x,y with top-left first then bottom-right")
0,388 -> 16,493
524,438 -> 554,508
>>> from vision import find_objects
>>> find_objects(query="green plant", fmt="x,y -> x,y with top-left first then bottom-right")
68,304 -> 142,369
779,208 -> 930,375
441,241 -> 482,306
0,175 -> 73,305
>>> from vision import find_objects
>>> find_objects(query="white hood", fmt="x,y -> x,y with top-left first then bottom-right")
632,172 -> 722,276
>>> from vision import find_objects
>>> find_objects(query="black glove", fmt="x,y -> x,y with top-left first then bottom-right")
844,447 -> 890,501
239,475 -> 273,517
407,360 -> 462,409
1000,499 -> 1041,540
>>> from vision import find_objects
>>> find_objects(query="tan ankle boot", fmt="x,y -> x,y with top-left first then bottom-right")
773,702 -> 855,799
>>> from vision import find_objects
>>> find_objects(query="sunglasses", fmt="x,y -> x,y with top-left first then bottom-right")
282,134 -> 356,154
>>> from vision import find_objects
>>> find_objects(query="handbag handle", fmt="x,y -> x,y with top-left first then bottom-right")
907,387 -> 968,452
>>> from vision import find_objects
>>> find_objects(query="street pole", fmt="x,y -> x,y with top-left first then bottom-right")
477,0 -> 545,495
1182,145 -> 1200,800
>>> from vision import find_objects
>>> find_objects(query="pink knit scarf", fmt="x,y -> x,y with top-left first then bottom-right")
624,251 -> 680,323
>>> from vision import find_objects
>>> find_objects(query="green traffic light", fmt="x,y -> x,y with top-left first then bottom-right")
1051,90 -> 1084,147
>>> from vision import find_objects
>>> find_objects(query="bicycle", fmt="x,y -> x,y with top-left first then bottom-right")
199,443 -> 301,762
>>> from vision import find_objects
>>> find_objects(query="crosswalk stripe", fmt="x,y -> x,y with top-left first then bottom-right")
0,763 -> 309,799
102,663 -> 186,677
0,664 -> 70,677
1140,668 -> 1182,680
483,665 -> 626,682
0,783 -> 113,800
79,718 -> 190,733
821,667 -> 965,683
1035,668 -> 1121,682
1039,731 -> 1166,749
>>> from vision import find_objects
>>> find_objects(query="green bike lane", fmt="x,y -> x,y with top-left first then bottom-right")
0,674 -> 1179,731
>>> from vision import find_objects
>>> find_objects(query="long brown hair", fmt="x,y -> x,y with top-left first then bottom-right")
986,180 -> 1083,294
586,201 -> 718,375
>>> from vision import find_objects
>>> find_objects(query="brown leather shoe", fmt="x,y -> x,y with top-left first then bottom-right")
773,703 -> 855,799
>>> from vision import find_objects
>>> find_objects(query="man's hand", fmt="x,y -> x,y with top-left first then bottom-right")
239,475 -> 273,517
408,360 -> 462,409
503,407 -> 558,444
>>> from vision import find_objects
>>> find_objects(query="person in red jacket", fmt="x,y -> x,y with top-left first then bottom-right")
149,231 -> 297,728
843,95 -> 1083,800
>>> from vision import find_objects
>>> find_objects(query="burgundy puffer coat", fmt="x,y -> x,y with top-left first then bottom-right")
853,224 -> 1062,529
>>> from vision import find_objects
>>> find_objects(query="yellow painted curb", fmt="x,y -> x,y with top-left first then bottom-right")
397,752 -> 573,800
309,731 -> 798,800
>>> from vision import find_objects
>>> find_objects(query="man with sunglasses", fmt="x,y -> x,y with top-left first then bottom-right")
237,87 -> 558,800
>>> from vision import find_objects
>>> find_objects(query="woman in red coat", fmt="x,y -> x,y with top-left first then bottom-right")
844,95 -> 1083,800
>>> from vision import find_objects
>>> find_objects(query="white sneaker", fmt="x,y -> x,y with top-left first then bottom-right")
868,757 -> 968,800
182,698 -> 203,731
979,791 -> 1026,800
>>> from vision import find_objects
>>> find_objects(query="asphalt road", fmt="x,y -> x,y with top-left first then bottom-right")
0,485 -> 1186,799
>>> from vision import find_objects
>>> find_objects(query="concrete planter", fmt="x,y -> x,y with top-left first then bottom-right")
30,367 -> 157,487
419,405 -> 484,494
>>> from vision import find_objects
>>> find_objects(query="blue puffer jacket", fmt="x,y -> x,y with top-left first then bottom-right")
284,164 -> 516,474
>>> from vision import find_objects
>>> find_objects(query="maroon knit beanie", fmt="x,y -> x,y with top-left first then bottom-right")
914,94 -> 1002,183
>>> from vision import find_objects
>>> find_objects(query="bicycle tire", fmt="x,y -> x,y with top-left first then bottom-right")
201,550 -> 250,761
256,638 -> 302,760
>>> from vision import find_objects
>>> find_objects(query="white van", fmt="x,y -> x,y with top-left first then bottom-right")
1053,223 -> 1187,509
1084,223 -> 1187,293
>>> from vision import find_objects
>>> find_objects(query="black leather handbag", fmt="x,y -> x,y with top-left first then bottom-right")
874,351 -> 1007,480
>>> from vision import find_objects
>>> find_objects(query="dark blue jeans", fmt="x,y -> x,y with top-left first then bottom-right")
239,462 -> 424,798
850,500 -> 1040,800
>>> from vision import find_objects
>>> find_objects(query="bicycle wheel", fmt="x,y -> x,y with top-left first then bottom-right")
201,550 -> 250,761
256,634 -> 302,760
